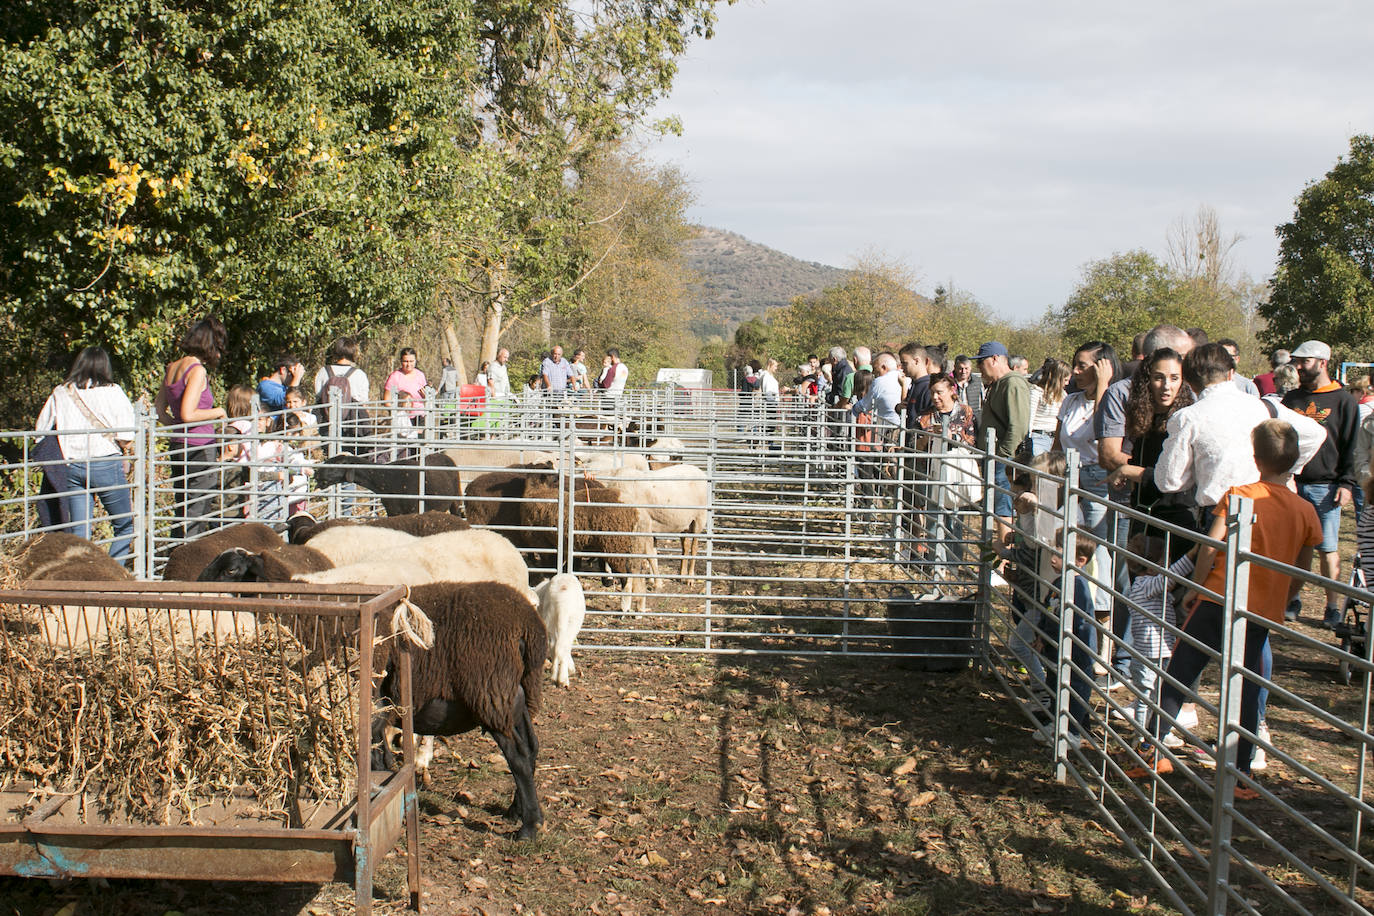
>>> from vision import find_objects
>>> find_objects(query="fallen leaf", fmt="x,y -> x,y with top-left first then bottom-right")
909,791 -> 937,808
892,757 -> 917,777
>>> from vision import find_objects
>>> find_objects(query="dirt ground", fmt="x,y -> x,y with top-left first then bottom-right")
2,651 -> 1181,916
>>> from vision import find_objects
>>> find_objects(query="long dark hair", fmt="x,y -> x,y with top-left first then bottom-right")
179,315 -> 226,370
1074,340 -> 1121,387
1125,347 -> 1193,439
65,346 -> 115,389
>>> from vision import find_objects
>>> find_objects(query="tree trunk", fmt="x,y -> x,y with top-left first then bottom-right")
442,322 -> 467,384
479,263 -> 507,367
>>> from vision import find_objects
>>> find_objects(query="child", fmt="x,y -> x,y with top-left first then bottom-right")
1038,530 -> 1098,748
1008,451 -> 1067,704
1123,534 -> 1195,731
1128,419 -> 1319,798
220,385 -> 256,517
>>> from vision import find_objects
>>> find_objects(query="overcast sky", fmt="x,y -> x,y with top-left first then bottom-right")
645,0 -> 1374,323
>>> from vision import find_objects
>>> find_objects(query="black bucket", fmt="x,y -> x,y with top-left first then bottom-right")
885,588 -> 978,671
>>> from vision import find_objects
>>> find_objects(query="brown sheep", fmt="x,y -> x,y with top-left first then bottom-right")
462,463 -> 557,529
372,581 -> 547,840
161,523 -> 290,580
520,480 -> 656,613
16,531 -> 132,583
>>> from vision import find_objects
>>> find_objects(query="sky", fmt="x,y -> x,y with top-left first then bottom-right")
645,0 -> 1374,323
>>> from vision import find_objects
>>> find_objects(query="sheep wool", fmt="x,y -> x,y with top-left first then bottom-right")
161,523 -> 285,580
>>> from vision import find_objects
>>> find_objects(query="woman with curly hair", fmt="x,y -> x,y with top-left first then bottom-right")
1106,347 -> 1196,554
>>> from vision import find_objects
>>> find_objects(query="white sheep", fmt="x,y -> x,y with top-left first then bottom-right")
579,451 -> 650,473
296,529 -> 531,595
532,573 -> 586,686
593,463 -> 710,578
303,525 -> 420,568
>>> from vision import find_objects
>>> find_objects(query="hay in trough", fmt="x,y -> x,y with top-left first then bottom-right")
0,585 -> 361,826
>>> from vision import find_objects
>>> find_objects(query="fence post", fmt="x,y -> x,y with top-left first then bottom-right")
132,406 -> 153,579
1206,495 -> 1252,916
143,408 -> 160,568
976,429 -> 998,676
704,415 -> 717,652
1053,449 -> 1081,784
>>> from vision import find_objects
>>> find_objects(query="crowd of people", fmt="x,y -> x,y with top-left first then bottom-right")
766,325 -> 1365,796
29,318 -> 638,551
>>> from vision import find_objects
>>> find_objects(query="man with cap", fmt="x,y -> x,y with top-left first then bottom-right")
976,341 -> 1030,542
1282,340 -> 1360,627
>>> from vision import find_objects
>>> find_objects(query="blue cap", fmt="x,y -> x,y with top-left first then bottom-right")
975,341 -> 1008,361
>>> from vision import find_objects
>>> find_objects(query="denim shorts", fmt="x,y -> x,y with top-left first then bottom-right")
1297,481 -> 1343,553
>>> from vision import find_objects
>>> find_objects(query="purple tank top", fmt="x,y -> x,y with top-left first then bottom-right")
165,361 -> 215,447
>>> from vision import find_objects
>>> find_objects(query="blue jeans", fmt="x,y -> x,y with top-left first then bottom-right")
992,461 -> 1013,519
1029,431 -> 1055,456
1297,481 -> 1343,554
63,456 -> 134,558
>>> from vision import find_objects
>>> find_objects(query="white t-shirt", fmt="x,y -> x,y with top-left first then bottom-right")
1057,391 -> 1099,465
313,364 -> 370,403
35,383 -> 136,461
487,360 -> 510,399
604,362 -> 628,398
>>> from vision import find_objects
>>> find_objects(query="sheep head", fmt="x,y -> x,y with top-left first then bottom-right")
315,454 -> 365,488
198,547 -> 268,582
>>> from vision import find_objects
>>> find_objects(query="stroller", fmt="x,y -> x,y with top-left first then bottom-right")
1334,553 -> 1370,685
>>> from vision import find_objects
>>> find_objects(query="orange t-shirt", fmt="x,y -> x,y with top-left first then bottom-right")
1204,481 -> 1321,624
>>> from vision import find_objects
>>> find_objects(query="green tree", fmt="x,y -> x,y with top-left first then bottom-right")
1263,134 -> 1374,353
0,0 -> 481,421
1050,251 -> 1177,351
551,147 -> 699,379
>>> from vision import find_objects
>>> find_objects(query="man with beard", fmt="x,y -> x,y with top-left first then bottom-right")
1282,340 -> 1360,628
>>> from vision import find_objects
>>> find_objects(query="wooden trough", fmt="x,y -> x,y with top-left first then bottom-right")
0,580 -> 422,914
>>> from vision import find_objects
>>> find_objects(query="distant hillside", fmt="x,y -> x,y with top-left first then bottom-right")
684,227 -> 849,338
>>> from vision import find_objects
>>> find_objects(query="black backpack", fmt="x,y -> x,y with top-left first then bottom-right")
315,366 -> 368,434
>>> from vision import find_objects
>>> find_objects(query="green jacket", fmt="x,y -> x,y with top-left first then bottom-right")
979,372 -> 1030,458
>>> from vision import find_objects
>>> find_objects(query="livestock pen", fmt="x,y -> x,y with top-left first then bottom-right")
3,388 -> 1374,913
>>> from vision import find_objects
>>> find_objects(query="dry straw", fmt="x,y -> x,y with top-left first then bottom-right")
1,542 -> 362,826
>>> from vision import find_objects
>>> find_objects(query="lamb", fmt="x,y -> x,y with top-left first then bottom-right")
521,480 -> 656,613
533,573 -> 586,687
315,452 -> 462,516
592,463 -> 710,578
288,510 -> 470,545
160,522 -> 291,580
371,581 -> 547,839
646,437 -> 688,463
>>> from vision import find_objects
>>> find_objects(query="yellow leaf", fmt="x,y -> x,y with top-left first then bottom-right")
645,850 -> 668,866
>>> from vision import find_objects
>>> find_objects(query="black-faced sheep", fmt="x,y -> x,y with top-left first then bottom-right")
203,529 -> 530,597
315,452 -> 462,517
372,581 -> 547,839
160,522 -> 288,581
533,573 -> 585,687
288,510 -> 470,545
592,463 -> 710,578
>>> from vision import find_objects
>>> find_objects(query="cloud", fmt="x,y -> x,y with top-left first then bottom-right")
646,0 -> 1374,321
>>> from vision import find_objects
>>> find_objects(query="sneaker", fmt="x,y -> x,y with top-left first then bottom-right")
1323,607 -> 1344,630
1033,724 -> 1087,749
1251,721 -> 1271,772
1284,598 -> 1301,622
1163,731 -> 1185,749
1176,705 -> 1199,731
1124,748 -> 1175,779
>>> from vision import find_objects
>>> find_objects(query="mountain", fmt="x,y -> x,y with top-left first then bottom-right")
683,227 -> 849,338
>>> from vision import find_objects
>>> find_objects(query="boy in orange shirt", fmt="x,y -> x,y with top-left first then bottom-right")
1128,419 -> 1319,796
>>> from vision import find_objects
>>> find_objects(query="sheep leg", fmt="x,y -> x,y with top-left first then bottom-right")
491,687 -> 542,839
416,735 -> 435,788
